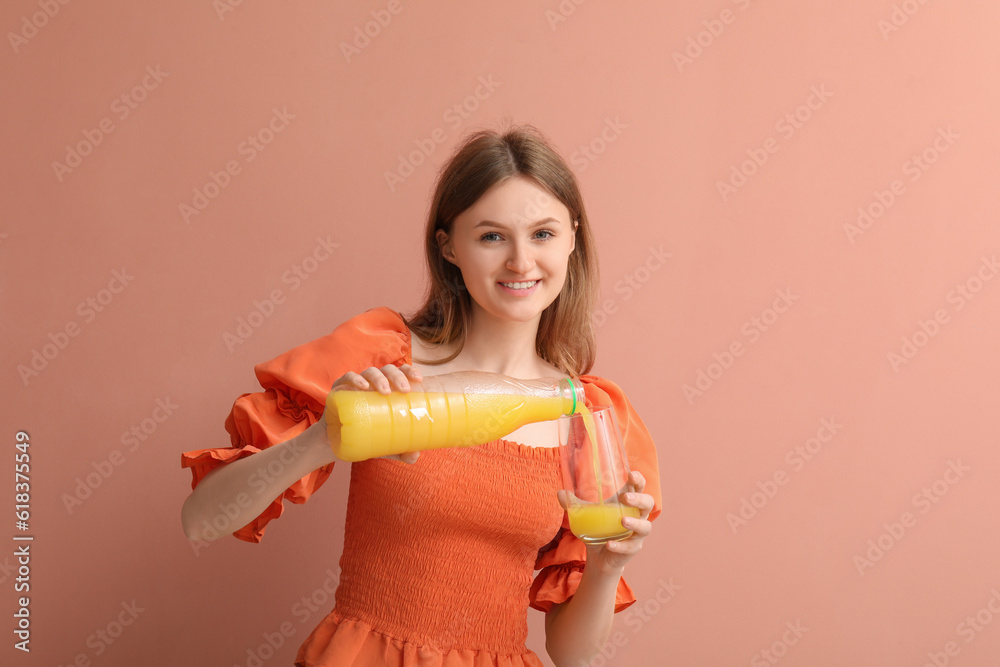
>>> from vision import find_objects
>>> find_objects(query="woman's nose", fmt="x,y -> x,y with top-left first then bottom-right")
505,241 -> 535,275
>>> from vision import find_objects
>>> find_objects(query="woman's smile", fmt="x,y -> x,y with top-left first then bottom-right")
498,279 -> 541,295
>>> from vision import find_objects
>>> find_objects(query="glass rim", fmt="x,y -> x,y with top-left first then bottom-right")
557,404 -> 615,421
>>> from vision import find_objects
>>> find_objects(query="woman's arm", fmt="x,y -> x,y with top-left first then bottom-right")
180,363 -> 422,541
544,555 -> 621,665
180,417 -> 334,541
544,471 -> 656,666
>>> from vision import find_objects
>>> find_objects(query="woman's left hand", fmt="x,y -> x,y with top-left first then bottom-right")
585,470 -> 655,575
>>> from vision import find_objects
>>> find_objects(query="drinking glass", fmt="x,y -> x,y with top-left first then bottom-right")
558,405 -> 638,545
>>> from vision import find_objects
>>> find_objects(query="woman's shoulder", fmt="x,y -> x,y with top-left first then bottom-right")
333,305 -> 407,334
293,305 -> 412,358
254,306 -> 411,388
326,305 -> 412,358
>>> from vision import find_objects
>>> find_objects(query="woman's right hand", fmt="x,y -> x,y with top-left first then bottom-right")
329,364 -> 424,464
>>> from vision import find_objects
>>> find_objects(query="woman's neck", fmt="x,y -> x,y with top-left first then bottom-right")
460,316 -> 542,376
418,306 -> 557,378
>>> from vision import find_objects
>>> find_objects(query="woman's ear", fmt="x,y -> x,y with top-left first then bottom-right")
436,229 -> 456,264
570,220 -> 578,253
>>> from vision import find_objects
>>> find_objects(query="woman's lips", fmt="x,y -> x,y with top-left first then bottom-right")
498,279 -> 540,295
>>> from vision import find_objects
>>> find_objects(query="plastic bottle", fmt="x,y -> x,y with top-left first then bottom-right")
326,370 -> 585,462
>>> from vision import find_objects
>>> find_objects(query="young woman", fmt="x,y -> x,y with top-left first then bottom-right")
180,123 -> 662,667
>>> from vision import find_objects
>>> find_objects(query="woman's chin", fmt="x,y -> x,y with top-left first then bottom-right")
478,304 -> 544,325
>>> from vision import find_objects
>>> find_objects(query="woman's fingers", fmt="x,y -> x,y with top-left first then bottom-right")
605,535 -> 644,555
621,513 -> 653,538
333,365 -> 423,395
620,472 -> 655,524
358,365 -> 404,394
359,367 -> 391,394
331,371 -> 370,392
380,364 -> 411,392
400,364 -> 423,383
605,477 -> 655,560
620,490 -> 655,514
629,470 -> 646,493
556,489 -> 569,510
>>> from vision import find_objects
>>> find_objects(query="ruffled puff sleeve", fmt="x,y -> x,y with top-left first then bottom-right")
180,306 -> 411,543
529,374 -> 662,614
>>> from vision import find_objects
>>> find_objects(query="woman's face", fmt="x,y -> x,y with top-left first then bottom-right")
438,176 -> 577,326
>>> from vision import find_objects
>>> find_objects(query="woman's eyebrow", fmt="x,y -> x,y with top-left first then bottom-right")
474,217 -> 561,229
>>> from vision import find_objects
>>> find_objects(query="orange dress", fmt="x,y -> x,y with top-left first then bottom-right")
181,307 -> 662,667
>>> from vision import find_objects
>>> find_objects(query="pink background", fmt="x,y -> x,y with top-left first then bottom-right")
3,1 -> 1000,665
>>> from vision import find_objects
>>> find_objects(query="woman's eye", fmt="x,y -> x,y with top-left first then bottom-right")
479,230 -> 554,242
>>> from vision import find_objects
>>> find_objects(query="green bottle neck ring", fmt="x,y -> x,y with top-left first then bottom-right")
566,377 -> 578,415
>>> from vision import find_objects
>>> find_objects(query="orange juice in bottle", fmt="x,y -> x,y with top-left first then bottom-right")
326,371 -> 584,462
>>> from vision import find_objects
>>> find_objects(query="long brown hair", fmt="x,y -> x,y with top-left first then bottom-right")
402,122 -> 599,377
